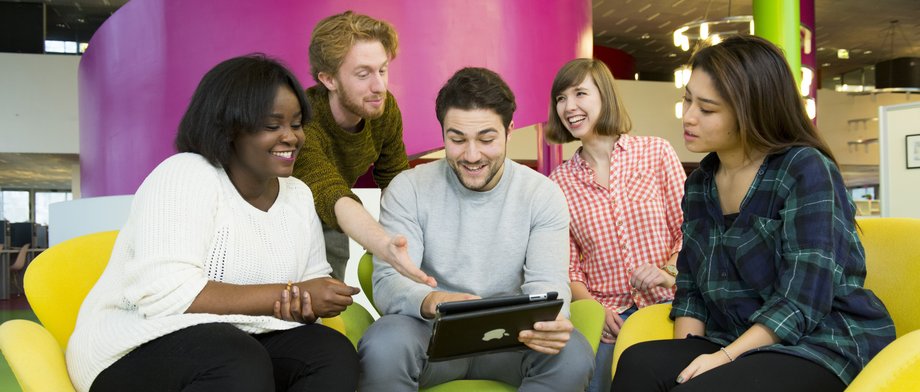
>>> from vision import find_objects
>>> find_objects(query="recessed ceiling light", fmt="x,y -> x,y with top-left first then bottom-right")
864,50 -> 873,55
837,49 -> 849,59
668,53 -> 677,57
822,63 -> 831,67
640,33 -> 651,39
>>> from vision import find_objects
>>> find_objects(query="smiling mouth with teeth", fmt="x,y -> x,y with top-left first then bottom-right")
463,163 -> 487,172
567,115 -> 586,125
271,151 -> 294,159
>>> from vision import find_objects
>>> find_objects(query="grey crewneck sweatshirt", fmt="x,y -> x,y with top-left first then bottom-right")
372,159 -> 572,320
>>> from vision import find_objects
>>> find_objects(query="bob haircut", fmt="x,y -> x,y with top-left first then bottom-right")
309,11 -> 399,88
435,67 -> 516,135
689,35 -> 836,165
546,58 -> 632,144
174,54 -> 310,168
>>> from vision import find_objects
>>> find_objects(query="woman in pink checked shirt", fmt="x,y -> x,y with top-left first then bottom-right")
547,58 -> 686,392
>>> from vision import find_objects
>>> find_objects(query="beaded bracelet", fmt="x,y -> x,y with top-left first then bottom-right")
719,347 -> 735,362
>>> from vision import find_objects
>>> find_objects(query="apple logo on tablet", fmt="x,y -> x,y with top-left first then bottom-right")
482,329 -> 509,341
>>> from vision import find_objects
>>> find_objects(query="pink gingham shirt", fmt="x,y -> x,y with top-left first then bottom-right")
549,134 -> 685,313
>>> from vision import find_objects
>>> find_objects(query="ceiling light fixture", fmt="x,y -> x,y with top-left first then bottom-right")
670,6 -> 817,120
672,16 -> 754,53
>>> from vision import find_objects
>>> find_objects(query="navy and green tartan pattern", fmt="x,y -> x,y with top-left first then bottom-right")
670,147 -> 895,384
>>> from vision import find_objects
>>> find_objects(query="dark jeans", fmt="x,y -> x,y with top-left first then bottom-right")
611,338 -> 845,392
91,323 -> 358,392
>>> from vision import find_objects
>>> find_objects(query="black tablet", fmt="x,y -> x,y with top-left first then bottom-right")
427,292 -> 563,362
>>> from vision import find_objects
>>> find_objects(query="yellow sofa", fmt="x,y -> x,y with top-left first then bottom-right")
611,218 -> 920,391
0,231 -> 373,392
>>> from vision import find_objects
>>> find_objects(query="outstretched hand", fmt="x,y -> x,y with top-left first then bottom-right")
382,234 -> 437,288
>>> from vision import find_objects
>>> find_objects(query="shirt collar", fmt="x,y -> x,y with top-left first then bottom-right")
697,146 -> 794,179
571,133 -> 631,170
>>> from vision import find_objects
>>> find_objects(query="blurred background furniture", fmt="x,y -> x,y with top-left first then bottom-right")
854,199 -> 881,216
8,223 -> 32,249
8,243 -> 30,295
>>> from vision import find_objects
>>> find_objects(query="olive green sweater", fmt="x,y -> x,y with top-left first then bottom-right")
292,86 -> 409,230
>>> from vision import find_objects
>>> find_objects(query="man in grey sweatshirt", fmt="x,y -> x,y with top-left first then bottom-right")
358,67 -> 594,391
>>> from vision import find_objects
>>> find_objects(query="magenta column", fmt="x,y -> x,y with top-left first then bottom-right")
79,0 -> 593,196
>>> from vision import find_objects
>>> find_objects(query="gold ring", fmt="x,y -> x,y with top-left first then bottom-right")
286,281 -> 293,292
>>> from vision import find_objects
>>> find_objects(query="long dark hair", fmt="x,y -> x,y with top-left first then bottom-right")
175,54 -> 310,167
690,35 -> 836,165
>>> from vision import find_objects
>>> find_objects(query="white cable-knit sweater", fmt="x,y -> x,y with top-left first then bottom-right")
66,153 -> 332,392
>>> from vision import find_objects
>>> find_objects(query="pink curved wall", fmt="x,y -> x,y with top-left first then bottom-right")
79,0 -> 592,197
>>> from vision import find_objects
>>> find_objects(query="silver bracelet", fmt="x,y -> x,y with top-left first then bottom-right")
719,347 -> 735,362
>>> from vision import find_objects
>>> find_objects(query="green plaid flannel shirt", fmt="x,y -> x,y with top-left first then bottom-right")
671,147 -> 895,384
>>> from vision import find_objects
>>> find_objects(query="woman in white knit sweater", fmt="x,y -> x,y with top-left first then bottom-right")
67,54 -> 361,392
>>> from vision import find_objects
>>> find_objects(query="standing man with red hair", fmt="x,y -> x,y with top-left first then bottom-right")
294,11 -> 434,287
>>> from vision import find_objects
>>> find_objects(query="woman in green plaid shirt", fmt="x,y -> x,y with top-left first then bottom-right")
612,36 -> 895,392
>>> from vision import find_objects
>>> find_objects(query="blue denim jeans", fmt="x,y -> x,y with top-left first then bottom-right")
586,305 -> 638,392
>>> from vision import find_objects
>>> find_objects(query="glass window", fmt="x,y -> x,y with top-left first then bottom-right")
44,40 -> 65,53
35,191 -> 72,225
1,190 -> 30,223
851,187 -> 875,201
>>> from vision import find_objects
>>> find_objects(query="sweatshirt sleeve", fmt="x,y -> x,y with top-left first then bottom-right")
120,154 -> 217,319
371,172 -> 433,319
522,182 -> 573,317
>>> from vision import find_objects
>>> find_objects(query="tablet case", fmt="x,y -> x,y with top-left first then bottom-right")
426,294 -> 564,362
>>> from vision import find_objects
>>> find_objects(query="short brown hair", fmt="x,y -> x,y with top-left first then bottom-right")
435,67 -> 516,134
545,58 -> 632,144
308,11 -> 398,88
690,35 -> 836,165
